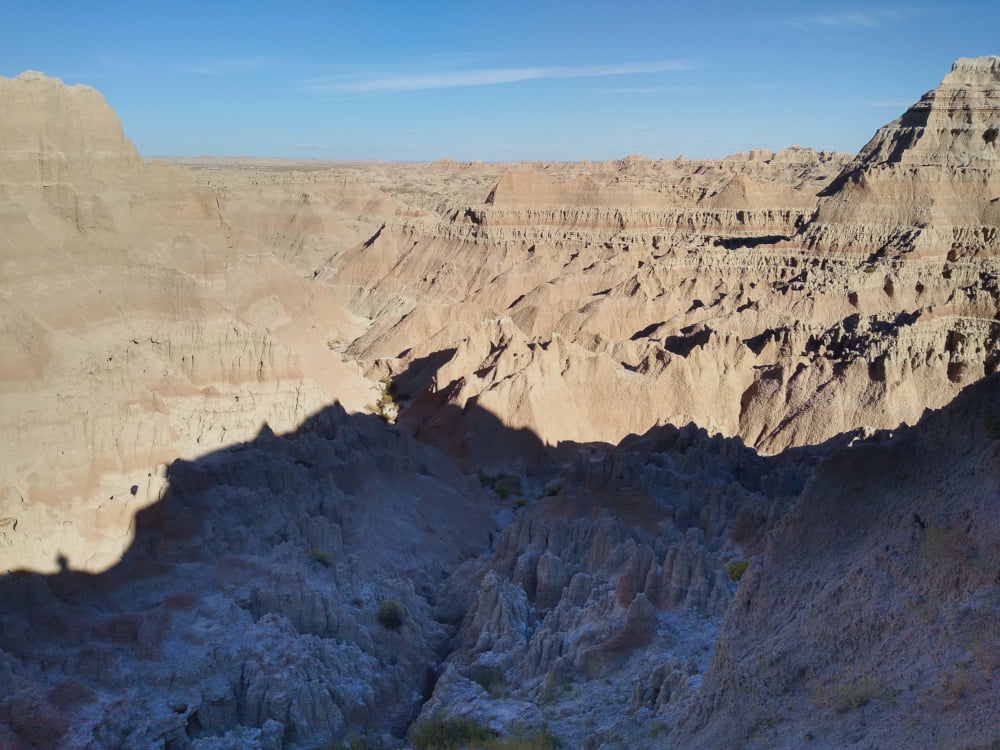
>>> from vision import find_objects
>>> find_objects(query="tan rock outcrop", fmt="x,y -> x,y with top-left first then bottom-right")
804,56 -> 1000,258
0,73 -> 377,574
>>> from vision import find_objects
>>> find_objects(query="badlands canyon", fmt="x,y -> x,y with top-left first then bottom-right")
1,57 -> 999,749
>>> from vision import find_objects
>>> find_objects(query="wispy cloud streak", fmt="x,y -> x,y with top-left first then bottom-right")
780,7 -> 922,31
180,58 -> 274,75
303,60 -> 696,94
602,83 -> 783,95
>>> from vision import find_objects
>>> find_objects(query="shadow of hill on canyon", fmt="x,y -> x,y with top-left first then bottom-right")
0,369 -> 802,750
0,400 -> 501,749
2,371 -> 996,749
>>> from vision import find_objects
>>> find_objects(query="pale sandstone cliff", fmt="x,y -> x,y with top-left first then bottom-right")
0,73 -> 378,574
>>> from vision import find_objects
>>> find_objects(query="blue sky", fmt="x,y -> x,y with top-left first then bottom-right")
1,1 -> 997,161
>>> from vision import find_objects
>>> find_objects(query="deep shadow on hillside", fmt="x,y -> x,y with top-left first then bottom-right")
0,363 -> 797,750
0,401 -> 500,748
679,373 -> 1000,749
2,373 -> 997,749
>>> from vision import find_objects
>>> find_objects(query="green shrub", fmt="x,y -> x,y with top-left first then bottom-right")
470,665 -> 505,698
410,718 -> 558,750
410,716 -> 495,749
726,561 -> 749,582
377,599 -> 405,630
308,548 -> 335,567
983,414 -> 1000,440
513,498 -> 528,509
481,730 -> 560,750
810,667 -> 880,713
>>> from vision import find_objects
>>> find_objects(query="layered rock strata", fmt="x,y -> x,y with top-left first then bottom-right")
0,73 -> 378,573
324,58 -> 1000,461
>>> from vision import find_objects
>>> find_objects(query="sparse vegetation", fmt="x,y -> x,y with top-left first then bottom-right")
811,667 -> 880,713
983,413 -> 1000,440
470,665 -> 505,698
921,524 -> 976,567
726,561 -> 749,582
410,717 -> 559,750
410,716 -> 495,749
376,599 -> 405,630
494,475 -> 518,499
308,548 -> 335,567
513,497 -> 528,509
367,378 -> 399,422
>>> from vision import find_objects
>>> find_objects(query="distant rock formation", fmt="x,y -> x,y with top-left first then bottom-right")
327,57 -> 1000,460
804,56 -> 1000,258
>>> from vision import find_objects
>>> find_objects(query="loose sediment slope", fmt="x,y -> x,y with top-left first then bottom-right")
0,72 -> 378,574
677,374 -> 1000,749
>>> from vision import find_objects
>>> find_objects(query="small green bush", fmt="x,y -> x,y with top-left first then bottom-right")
410,716 -> 495,749
983,414 -> 1000,440
513,498 -> 528,509
470,665 -> 505,698
377,599 -> 405,630
810,667 -> 880,713
482,730 -> 560,750
726,561 -> 749,582
308,548 -> 335,567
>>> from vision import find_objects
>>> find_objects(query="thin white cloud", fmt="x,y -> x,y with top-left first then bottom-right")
601,85 -> 712,95
180,58 -> 273,76
303,59 -> 696,94
855,99 -> 915,108
602,83 -> 783,95
780,7 -> 922,31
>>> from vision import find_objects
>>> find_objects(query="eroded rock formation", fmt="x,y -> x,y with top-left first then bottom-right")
0,73 -> 380,573
1,58 -> 999,750
321,57 -> 1000,462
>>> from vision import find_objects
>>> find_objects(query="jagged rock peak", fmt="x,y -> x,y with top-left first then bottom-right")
943,54 -> 1000,83
855,55 -> 1000,168
801,55 -> 1000,257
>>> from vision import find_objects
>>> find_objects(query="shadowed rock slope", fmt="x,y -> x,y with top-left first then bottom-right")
0,405 -> 495,750
417,377 -> 1000,750
678,374 -> 1000,749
